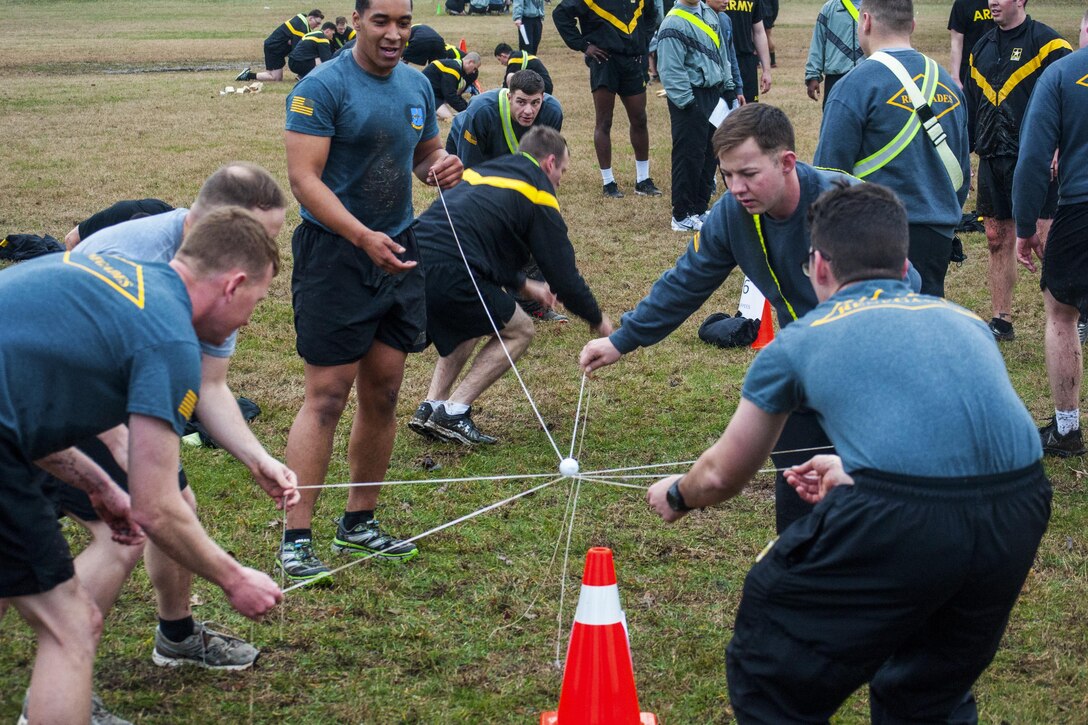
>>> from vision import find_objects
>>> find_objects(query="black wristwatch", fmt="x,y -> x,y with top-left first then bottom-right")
666,476 -> 692,512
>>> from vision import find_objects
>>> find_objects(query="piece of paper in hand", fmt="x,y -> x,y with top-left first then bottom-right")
709,98 -> 731,128
519,24 -> 530,46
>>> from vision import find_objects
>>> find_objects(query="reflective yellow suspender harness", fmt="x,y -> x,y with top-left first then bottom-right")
753,215 -> 800,322
665,7 -> 720,48
286,14 -> 308,38
855,53 -> 964,190
498,89 -> 519,155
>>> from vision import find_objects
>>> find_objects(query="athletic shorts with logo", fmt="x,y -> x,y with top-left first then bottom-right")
291,220 -> 427,366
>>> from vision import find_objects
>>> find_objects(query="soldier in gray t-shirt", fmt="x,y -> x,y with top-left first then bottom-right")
56,163 -> 296,675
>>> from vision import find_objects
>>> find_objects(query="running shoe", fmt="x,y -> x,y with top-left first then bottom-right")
408,401 -> 438,439
425,404 -> 498,445
634,178 -> 663,196
331,517 -> 419,562
152,621 -> 259,670
278,538 -> 332,585
1039,418 -> 1086,458
988,318 -> 1014,342
602,182 -> 624,198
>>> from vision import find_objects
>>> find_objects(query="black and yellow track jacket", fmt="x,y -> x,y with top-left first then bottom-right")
504,51 -> 554,94
552,0 -> 659,57
966,16 -> 1071,157
423,59 -> 476,112
270,13 -> 311,47
415,153 -> 603,326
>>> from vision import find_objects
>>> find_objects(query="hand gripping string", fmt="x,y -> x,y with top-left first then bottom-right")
432,170 -> 564,462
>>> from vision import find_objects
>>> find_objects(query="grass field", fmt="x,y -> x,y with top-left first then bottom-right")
2,1 -> 1088,722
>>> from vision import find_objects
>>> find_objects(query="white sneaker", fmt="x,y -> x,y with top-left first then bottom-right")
670,215 -> 702,232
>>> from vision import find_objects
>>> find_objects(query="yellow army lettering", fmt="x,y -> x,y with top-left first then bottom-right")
89,253 -> 133,288
725,0 -> 755,11
973,9 -> 992,22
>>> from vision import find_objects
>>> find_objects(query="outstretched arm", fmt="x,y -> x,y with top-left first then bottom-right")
647,399 -> 789,521
194,354 -> 299,510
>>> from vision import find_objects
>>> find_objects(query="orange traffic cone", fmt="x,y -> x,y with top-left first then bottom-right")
459,37 -> 468,53
751,298 -> 775,350
541,548 -> 657,725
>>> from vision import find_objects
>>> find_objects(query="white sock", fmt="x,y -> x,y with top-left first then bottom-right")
1056,409 -> 1080,436
444,401 -> 470,416
635,159 -> 650,182
600,167 -> 615,185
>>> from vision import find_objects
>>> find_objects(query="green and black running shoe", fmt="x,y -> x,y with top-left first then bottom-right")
332,517 -> 419,563
278,538 -> 332,585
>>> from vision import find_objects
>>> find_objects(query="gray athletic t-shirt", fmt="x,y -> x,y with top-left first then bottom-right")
285,51 -> 439,236
743,279 -> 1042,477
77,208 -> 235,357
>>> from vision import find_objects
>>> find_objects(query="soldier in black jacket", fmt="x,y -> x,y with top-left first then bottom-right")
964,0 -> 1071,342
423,54 -> 482,118
409,127 -> 613,444
237,9 -> 324,82
553,0 -> 662,198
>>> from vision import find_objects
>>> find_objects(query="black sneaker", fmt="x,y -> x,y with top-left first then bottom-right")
1079,315 -> 1087,346
332,517 -> 419,562
531,307 -> 569,323
634,178 -> 662,196
1039,418 -> 1086,457
425,404 -> 498,445
236,67 -> 255,82
602,182 -> 624,198
988,317 -> 1014,342
408,401 -> 438,439
278,538 -> 332,585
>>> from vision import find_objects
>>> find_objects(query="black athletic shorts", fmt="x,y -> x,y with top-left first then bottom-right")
263,31 -> 292,71
763,0 -> 780,28
292,220 -> 428,366
48,436 -> 188,522
587,54 -> 648,97
425,262 -> 517,356
977,155 -> 1056,220
1041,202 -> 1088,308
0,440 -> 75,597
287,56 -> 318,79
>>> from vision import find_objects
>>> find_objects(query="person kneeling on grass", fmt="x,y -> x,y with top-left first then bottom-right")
410,126 -> 612,444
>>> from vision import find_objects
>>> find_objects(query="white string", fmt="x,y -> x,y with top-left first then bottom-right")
568,373 -> 588,460
281,477 -> 563,594
295,471 -> 556,490
575,381 -> 592,462
432,170 -> 564,462
489,477 -> 578,639
581,460 -> 699,475
577,476 -> 652,491
581,472 -> 691,480
579,445 -> 834,477
554,477 -> 583,669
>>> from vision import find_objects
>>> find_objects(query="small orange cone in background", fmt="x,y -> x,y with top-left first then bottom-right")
751,298 -> 775,350
459,37 -> 468,53
541,547 -> 657,725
